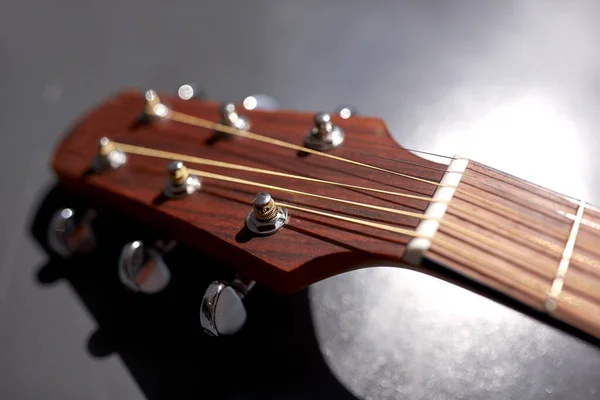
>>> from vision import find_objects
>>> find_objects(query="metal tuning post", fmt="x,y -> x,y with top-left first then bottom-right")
47,208 -> 97,258
144,89 -> 170,118
242,94 -> 279,111
333,105 -> 357,119
118,239 -> 175,294
163,160 -> 201,198
177,83 -> 206,100
245,192 -> 288,236
303,112 -> 344,151
200,274 -> 256,337
91,137 -> 127,171
219,102 -> 250,131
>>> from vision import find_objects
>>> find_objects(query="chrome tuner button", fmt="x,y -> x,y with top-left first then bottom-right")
220,102 -> 250,130
91,137 -> 127,171
200,275 -> 255,337
177,83 -> 206,100
245,192 -> 287,236
118,240 -> 175,294
47,208 -> 97,258
163,160 -> 201,198
242,94 -> 279,111
334,105 -> 357,119
303,112 -> 345,151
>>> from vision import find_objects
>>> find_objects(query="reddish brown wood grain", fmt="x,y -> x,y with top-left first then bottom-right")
51,89 -> 446,293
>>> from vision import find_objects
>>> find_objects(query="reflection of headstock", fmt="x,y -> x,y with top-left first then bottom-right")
47,84 -> 445,336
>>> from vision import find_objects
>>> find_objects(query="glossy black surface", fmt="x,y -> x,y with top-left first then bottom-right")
1,1 -> 599,399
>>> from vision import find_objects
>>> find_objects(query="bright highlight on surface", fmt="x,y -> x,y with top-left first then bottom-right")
178,84 -> 195,100
153,103 -> 169,117
433,93 -> 589,199
243,96 -> 258,110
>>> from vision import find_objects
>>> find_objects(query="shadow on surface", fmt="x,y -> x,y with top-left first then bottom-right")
29,183 -> 357,400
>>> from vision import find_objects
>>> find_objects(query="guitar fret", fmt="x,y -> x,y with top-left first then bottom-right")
403,156 -> 469,264
545,199 -> 586,312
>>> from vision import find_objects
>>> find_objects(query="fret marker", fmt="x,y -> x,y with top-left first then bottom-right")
403,155 -> 469,265
545,199 -> 586,313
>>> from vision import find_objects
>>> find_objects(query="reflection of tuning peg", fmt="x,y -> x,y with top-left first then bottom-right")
333,105 -> 357,119
177,83 -> 206,100
242,94 -> 279,111
47,208 -> 97,258
200,275 -> 255,336
118,239 -> 175,294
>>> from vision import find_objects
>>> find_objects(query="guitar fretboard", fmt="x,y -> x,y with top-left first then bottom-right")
426,161 -> 600,339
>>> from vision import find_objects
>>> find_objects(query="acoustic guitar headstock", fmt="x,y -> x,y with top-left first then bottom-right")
48,86 -> 446,335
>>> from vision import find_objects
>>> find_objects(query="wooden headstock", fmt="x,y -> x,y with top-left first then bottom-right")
51,89 -> 446,294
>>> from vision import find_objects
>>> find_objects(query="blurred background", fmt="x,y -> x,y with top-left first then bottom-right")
1,1 -> 600,399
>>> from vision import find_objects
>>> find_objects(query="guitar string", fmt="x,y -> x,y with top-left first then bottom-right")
274,202 -> 427,238
322,136 -> 599,227
163,109 -> 441,187
184,168 -> 600,279
427,235 -> 549,310
153,106 -> 592,238
185,169 -> 431,222
281,202 -> 560,311
112,142 -> 440,203
447,204 -> 600,269
285,203 -> 597,308
352,138 -> 590,209
327,144 -> 580,227
113,142 -> 600,268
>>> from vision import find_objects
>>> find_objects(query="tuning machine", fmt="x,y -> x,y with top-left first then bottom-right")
304,112 -> 345,151
118,239 -> 175,294
200,275 -> 255,337
47,208 -> 97,258
163,160 -> 201,198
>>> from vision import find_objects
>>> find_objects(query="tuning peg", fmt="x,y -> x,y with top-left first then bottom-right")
118,239 -> 175,294
200,275 -> 255,336
220,102 -> 250,130
333,105 -> 357,119
242,94 -> 279,111
304,112 -> 345,151
177,83 -> 206,100
47,208 -> 97,258
163,160 -> 201,198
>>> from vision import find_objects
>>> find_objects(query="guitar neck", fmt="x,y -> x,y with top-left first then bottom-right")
420,159 -> 600,339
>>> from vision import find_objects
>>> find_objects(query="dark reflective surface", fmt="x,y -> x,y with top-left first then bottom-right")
1,1 -> 600,399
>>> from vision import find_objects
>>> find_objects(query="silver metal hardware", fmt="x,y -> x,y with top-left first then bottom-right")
245,192 -> 287,236
200,275 -> 255,336
242,94 -> 279,111
220,102 -> 250,130
163,160 -> 201,198
303,112 -> 344,151
47,208 -> 97,257
334,105 -> 357,119
91,137 -> 127,171
144,89 -> 169,118
118,239 -> 175,294
177,83 -> 205,100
